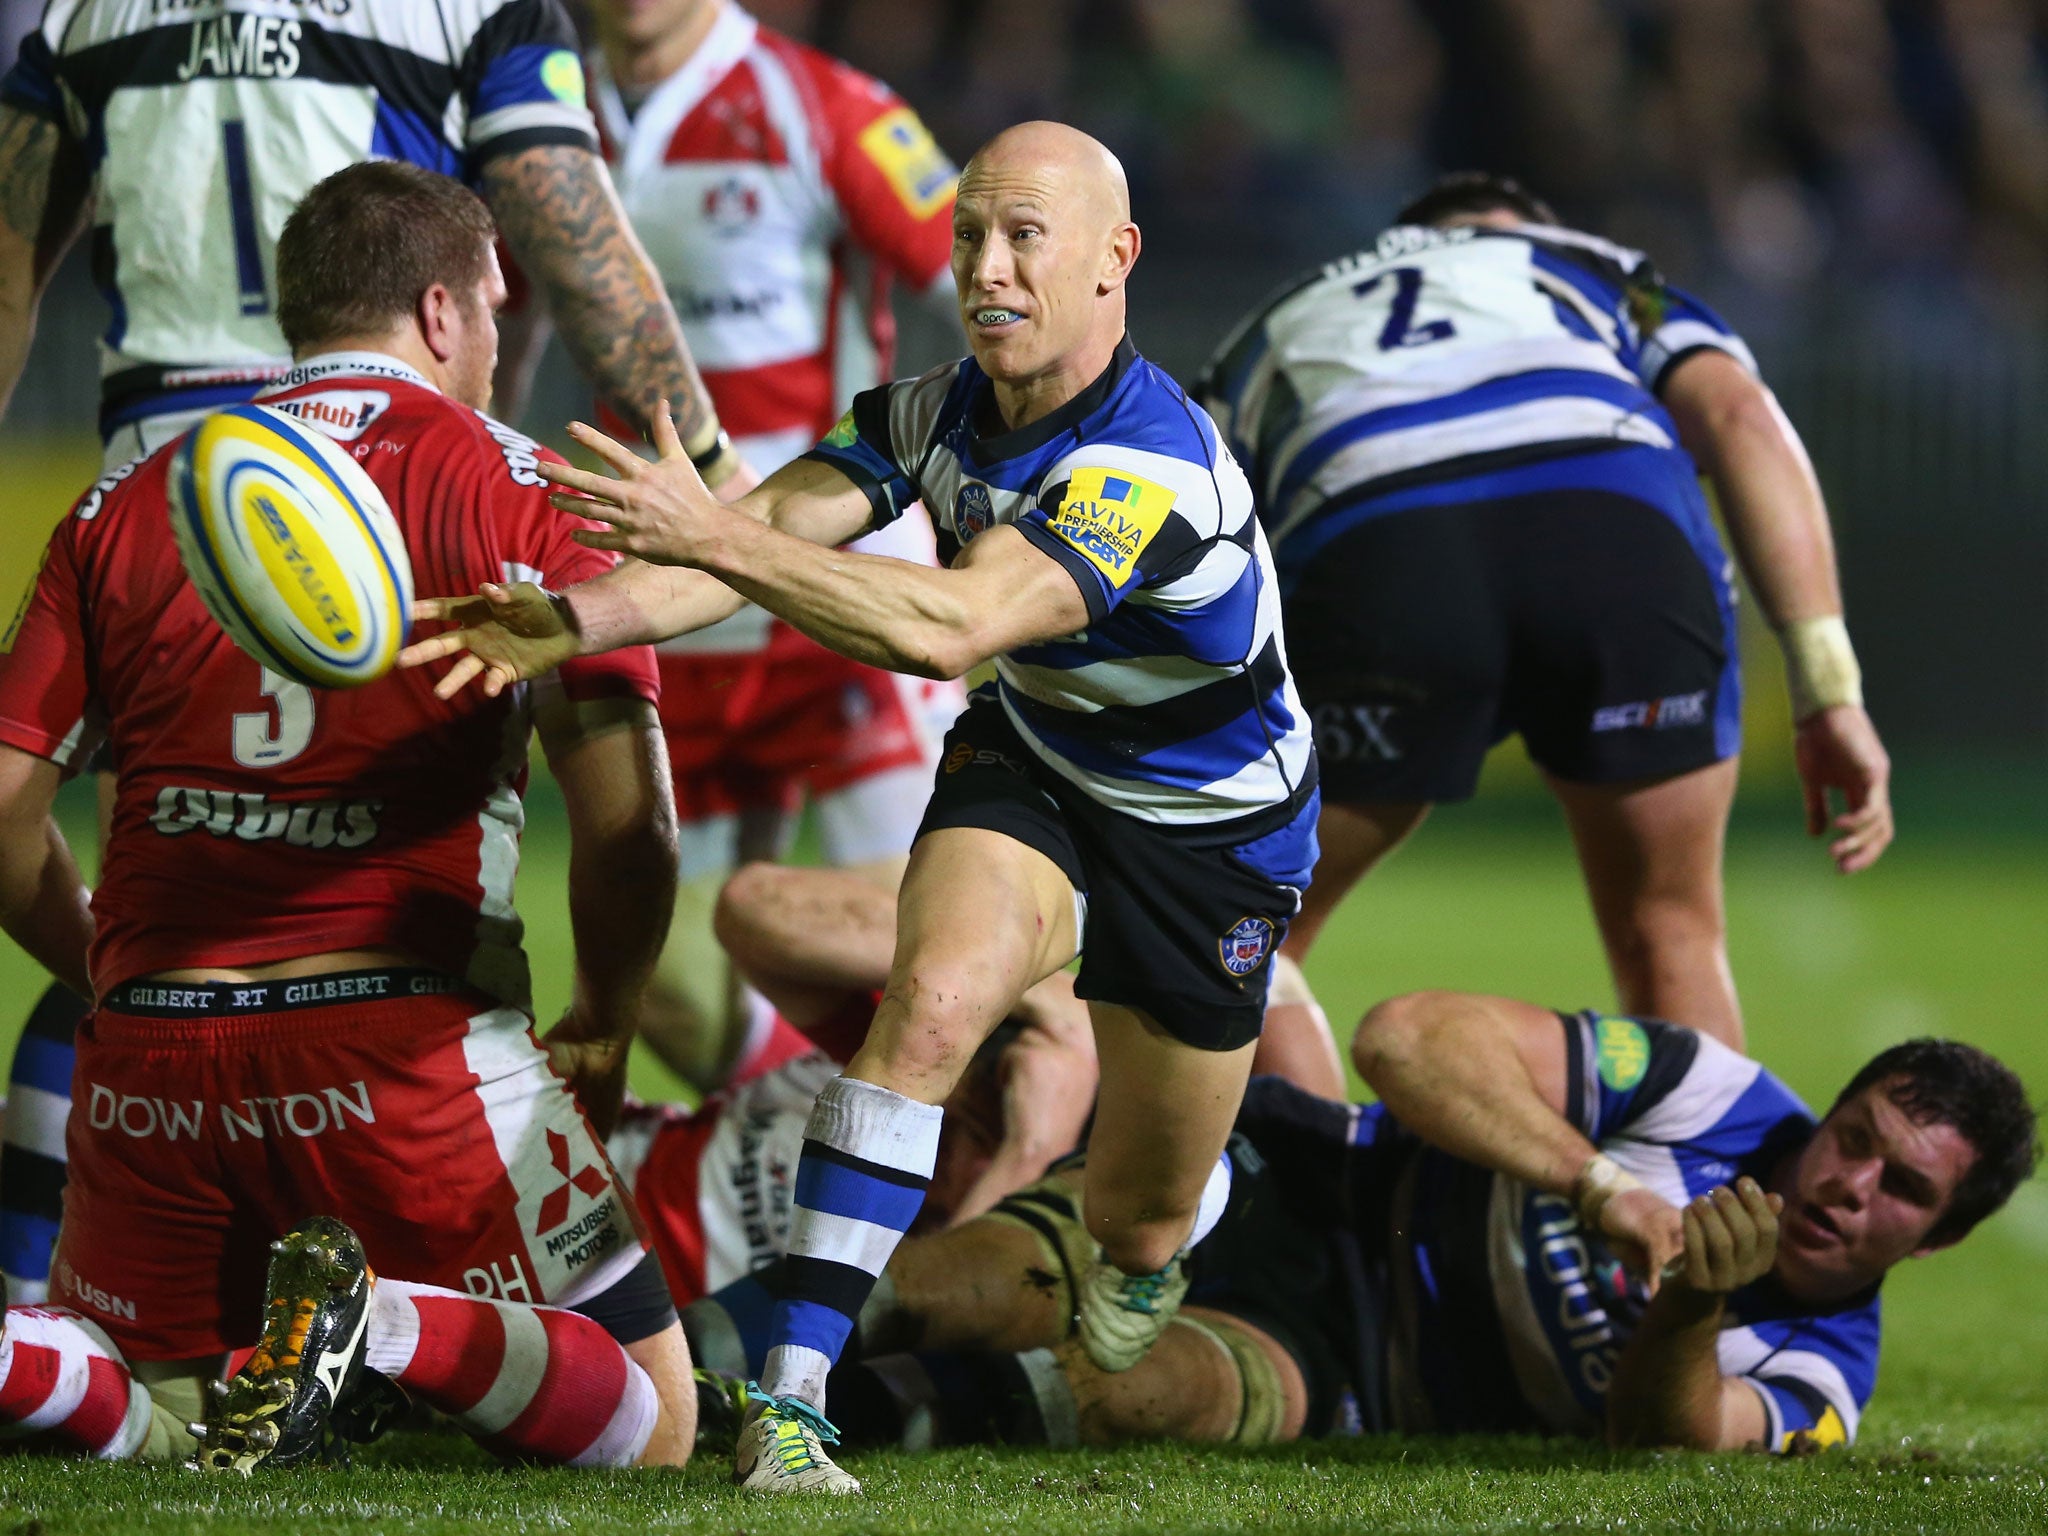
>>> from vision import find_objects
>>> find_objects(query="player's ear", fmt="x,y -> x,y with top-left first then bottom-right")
417,281 -> 459,363
1100,221 -> 1141,294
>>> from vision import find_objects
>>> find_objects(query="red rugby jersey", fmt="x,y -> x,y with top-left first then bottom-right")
0,352 -> 658,1007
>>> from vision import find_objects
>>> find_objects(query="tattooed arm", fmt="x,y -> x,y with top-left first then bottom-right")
480,144 -> 743,488
0,104 -> 90,422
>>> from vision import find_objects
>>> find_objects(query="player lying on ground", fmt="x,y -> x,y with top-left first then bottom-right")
401,120 -> 1320,1494
607,860 -> 1098,1304
0,163 -> 697,1470
683,992 -> 2034,1455
1200,172 -> 1892,1075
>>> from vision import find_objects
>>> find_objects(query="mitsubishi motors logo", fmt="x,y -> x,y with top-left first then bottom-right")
536,1128 -> 609,1234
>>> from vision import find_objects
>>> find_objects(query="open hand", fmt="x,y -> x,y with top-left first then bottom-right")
542,1005 -> 632,1140
540,400 -> 731,567
1794,705 -> 1893,874
1675,1178 -> 1784,1295
397,580 -> 578,700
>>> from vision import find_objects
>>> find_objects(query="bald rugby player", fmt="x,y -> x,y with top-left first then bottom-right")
401,121 -> 1318,1494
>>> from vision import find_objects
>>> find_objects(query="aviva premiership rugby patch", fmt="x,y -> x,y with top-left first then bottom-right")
1594,1016 -> 1650,1091
1047,467 -> 1176,582
858,107 -> 956,220
1218,915 -> 1274,978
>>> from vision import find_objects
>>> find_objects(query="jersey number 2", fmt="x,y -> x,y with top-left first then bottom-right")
233,669 -> 313,768
1353,267 -> 1455,350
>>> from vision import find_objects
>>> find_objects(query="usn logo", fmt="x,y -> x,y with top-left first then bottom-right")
1050,467 -> 1175,581
955,482 -> 996,541
1218,915 -> 1275,978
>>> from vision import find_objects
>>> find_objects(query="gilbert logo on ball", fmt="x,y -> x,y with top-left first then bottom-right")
170,403 -> 413,689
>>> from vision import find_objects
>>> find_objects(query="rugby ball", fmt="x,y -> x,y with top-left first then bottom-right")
169,404 -> 413,689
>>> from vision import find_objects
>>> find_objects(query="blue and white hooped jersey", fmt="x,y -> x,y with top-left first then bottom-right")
1368,1014 -> 1878,1452
2,0 -> 596,437
1196,221 -> 1758,549
803,336 -> 1315,826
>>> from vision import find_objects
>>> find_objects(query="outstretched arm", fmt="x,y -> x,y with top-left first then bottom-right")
1352,991 -> 1683,1284
479,145 -> 742,488
0,104 -> 89,424
1662,350 -> 1892,874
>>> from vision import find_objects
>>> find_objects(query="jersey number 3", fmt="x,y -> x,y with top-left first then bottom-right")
233,668 -> 314,767
1353,267 -> 1455,351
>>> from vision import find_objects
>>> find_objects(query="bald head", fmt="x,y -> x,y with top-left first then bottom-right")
951,121 -> 1142,426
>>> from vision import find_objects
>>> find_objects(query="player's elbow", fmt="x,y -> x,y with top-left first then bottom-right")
902,624 -> 986,682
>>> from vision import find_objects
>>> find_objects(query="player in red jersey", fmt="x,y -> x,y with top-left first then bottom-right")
607,861 -> 1097,1309
498,0 -> 969,1089
0,163 -> 695,1470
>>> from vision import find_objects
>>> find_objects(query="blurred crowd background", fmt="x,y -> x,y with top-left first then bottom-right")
1,0 -> 2043,778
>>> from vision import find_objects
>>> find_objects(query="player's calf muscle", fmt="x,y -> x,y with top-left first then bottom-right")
880,1222 -> 1072,1355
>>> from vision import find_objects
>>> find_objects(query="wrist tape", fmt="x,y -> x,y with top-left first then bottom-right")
1779,615 -> 1863,721
1573,1152 -> 1646,1230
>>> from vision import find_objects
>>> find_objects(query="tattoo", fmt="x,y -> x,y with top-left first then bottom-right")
482,145 -> 716,444
0,107 -> 59,243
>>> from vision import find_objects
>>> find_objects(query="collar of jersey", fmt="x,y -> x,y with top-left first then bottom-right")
259,352 -> 435,396
962,333 -> 1137,467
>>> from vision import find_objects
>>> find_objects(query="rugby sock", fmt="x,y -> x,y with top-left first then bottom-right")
761,1076 -> 942,1408
0,1305 -> 152,1458
363,1279 -> 657,1467
826,1348 -> 1077,1451
681,1269 -> 779,1379
0,983 -> 87,1303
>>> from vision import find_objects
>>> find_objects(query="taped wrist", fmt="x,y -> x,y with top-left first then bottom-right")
1779,615 -> 1863,721
1572,1151 -> 1645,1231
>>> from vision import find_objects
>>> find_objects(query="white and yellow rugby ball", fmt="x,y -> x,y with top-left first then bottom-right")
170,404 -> 413,689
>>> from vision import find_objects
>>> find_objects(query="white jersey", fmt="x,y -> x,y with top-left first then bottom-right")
2,0 -> 597,441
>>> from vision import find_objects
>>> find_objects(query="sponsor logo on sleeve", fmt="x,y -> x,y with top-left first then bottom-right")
1047,467 -> 1176,583
823,410 -> 860,449
1594,1017 -> 1650,1092
857,106 -> 957,220
1218,915 -> 1275,977
541,49 -> 587,107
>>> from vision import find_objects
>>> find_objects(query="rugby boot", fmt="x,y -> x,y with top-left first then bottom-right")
190,1215 -> 373,1474
733,1385 -> 861,1495
1075,1251 -> 1190,1373
693,1366 -> 748,1455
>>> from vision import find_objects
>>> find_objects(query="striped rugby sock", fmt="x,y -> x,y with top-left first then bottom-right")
0,983 -> 87,1303
363,1278 -> 658,1467
761,1076 -> 942,1409
0,1305 -> 153,1458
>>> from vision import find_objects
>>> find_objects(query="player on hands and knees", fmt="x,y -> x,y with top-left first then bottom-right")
0,0 -> 754,1302
0,163 -> 695,1470
402,120 -> 1319,1495
764,998 -> 2031,1458
1198,172 -> 1892,1073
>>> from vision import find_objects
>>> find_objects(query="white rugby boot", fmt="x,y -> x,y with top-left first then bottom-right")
733,1385 -> 861,1495
1076,1250 -> 1191,1373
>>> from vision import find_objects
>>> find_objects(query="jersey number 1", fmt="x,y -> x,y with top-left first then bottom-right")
233,668 -> 314,767
221,120 -> 269,316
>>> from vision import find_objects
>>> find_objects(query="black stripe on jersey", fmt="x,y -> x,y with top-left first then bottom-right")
1623,1019 -> 1701,1124
1559,1010 -> 1591,1133
780,1254 -> 888,1319
455,0 -> 580,99
52,19 -> 459,129
799,1137 -> 930,1191
1008,634 -> 1289,763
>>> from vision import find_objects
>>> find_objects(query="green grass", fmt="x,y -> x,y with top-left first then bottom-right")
3,779 -> 2046,1531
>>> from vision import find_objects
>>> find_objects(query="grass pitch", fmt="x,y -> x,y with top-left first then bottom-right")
1,779 -> 2044,1532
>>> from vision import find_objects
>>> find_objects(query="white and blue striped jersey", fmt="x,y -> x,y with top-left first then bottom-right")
1196,222 -> 1758,548
802,336 -> 1315,826
1366,1014 -> 1877,1451
2,0 -> 597,437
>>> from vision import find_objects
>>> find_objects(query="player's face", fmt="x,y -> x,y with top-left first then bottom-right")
1772,1080 -> 1977,1302
951,175 -> 1103,389
443,246 -> 508,414
592,0 -> 716,47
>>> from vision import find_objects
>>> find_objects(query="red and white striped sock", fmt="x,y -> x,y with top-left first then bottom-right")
0,1306 -> 152,1458
363,1278 -> 657,1466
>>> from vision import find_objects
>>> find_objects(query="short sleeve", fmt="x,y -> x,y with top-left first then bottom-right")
1017,465 -> 1209,623
0,29 -> 67,126
1635,283 -> 1759,394
1560,1011 -> 1704,1143
799,384 -> 916,531
0,520 -> 100,769
1719,1303 -> 1879,1454
823,81 -> 956,290
458,0 -> 600,170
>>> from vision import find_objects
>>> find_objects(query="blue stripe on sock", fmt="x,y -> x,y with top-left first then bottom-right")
0,1211 -> 60,1283
773,1296 -> 856,1362
711,1272 -> 778,1379
11,1033 -> 74,1098
794,1157 -> 927,1232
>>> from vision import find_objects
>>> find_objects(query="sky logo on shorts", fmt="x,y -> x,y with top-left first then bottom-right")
1049,467 -> 1175,582
956,481 -> 996,541
1218,915 -> 1275,977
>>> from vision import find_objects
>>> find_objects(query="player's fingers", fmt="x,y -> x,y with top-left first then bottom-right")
408,594 -> 480,625
1681,1206 -> 1709,1292
431,652 -> 487,701
396,630 -> 470,668
1832,809 -> 1893,874
1800,775 -> 1828,839
1696,1191 -> 1737,1288
549,490 -> 627,525
650,399 -> 685,461
537,456 -> 625,502
565,419 -> 645,477
571,527 -> 634,554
